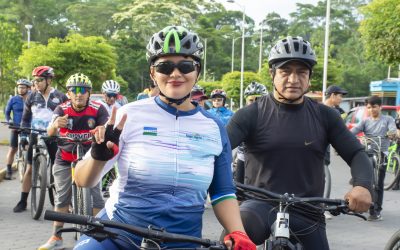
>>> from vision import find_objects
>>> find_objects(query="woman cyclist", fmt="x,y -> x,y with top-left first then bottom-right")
208,89 -> 234,126
74,26 -> 256,250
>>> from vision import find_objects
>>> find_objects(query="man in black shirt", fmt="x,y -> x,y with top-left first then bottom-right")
227,36 -> 372,249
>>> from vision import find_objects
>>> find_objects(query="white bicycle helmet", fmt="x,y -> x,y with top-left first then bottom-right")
244,82 -> 268,97
102,80 -> 120,94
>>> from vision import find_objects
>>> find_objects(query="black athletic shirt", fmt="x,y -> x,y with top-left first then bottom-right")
227,94 -> 373,197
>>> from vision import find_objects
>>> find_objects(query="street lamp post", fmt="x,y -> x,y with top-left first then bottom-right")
228,0 -> 246,108
25,24 -> 33,48
322,0 -> 331,102
203,38 -> 207,81
258,25 -> 263,73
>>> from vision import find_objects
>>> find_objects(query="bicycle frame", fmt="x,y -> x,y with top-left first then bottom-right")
387,140 -> 398,172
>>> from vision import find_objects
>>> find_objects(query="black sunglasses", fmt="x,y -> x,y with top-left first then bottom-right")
153,61 -> 199,75
106,92 -> 118,98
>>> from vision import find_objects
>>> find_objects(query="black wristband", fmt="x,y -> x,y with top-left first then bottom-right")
90,124 -> 122,161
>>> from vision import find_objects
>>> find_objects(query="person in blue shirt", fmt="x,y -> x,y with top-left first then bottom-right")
208,89 -> 234,126
4,79 -> 31,180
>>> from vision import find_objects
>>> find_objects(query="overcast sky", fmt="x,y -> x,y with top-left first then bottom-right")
216,0 -> 320,25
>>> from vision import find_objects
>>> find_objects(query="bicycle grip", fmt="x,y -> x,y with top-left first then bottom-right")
44,210 -> 90,225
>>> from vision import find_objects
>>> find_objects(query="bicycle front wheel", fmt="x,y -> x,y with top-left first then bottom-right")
370,155 -> 379,190
385,154 -> 400,190
31,154 -> 47,220
77,187 -> 92,216
384,229 -> 400,250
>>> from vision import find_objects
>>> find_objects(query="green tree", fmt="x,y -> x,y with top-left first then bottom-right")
18,33 -> 119,92
221,71 -> 261,105
0,21 -> 23,93
359,0 -> 400,64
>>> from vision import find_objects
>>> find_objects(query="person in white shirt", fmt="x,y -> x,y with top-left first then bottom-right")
99,80 -> 121,116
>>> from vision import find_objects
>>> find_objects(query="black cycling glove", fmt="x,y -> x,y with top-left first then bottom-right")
91,124 -> 122,161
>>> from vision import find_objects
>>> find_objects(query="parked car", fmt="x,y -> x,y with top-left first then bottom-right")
344,105 -> 399,130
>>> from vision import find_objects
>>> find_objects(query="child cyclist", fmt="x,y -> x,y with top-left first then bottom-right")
74,26 -> 256,250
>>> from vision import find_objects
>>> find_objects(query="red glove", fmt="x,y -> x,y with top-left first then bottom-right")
224,231 -> 256,250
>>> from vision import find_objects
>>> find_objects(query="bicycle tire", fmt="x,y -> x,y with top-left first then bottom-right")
77,187 -> 92,216
31,154 -> 47,220
323,164 -> 331,198
48,167 -> 55,207
384,229 -> 400,250
385,154 -> 400,190
369,155 -> 379,190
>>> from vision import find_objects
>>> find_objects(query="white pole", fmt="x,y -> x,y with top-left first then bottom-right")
322,0 -> 331,102
203,38 -> 207,81
258,25 -> 263,73
231,38 -> 235,72
388,66 -> 391,78
239,9 -> 245,108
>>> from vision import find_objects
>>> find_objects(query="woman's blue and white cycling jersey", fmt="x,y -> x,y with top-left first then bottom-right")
82,96 -> 236,248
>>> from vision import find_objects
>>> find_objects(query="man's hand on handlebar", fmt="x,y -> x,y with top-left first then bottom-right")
344,186 -> 372,213
90,106 -> 127,162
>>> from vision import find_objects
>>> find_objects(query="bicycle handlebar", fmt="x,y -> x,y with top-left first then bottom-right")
44,210 -> 227,249
235,182 -> 367,220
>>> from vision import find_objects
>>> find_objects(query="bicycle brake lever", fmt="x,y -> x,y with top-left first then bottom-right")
346,212 -> 367,221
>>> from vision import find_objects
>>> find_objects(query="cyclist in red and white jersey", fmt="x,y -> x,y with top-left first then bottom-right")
38,73 -> 108,250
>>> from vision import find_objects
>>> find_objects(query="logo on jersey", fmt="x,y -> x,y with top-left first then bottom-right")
52,97 -> 60,104
143,126 -> 157,136
67,118 -> 74,130
87,118 -> 96,129
185,132 -> 203,141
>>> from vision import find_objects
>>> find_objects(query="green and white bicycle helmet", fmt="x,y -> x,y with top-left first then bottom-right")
146,26 -> 204,63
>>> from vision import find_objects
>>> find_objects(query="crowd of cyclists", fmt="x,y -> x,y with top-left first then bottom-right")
1,25 -> 399,249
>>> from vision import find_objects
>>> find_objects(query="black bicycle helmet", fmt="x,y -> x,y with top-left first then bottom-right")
146,26 -> 204,63
268,36 -> 317,70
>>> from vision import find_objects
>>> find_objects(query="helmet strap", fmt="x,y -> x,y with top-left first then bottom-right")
159,91 -> 191,106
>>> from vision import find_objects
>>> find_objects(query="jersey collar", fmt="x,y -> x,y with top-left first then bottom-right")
155,96 -> 200,117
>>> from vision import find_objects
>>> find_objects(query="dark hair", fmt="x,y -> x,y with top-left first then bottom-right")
365,96 -> 381,106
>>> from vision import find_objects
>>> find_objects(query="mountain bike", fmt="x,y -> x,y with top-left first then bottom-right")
1,122 -> 29,182
358,136 -> 383,190
54,135 -> 94,239
44,210 -> 227,249
21,127 -> 56,220
231,182 -> 367,250
385,138 -> 400,190
384,229 -> 400,250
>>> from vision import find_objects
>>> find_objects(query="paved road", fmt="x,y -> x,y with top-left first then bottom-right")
0,143 -> 399,249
